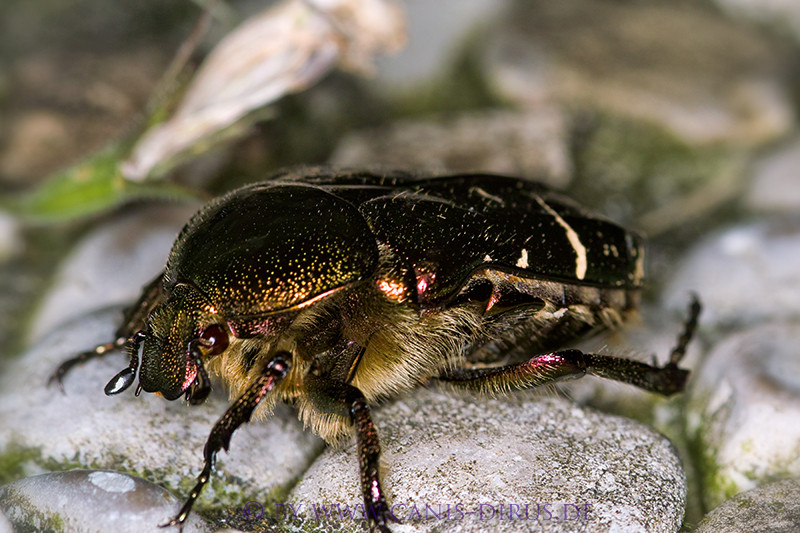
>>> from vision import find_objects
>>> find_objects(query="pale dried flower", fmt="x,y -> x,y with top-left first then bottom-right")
122,0 -> 406,181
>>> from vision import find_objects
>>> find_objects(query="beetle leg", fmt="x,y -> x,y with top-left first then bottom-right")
48,337 -> 128,392
439,296 -> 701,397
48,273 -> 165,390
439,348 -> 690,395
162,353 -> 291,531
351,399 -> 393,533
669,294 -> 702,365
582,295 -> 701,395
304,376 -> 394,533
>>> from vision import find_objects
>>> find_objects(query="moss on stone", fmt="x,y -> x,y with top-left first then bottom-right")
687,422 -> 741,511
0,489 -> 66,533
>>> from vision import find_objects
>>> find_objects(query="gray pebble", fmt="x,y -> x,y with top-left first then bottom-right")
0,508 -> 12,533
748,137 -> 800,213
0,470 -> 211,533
664,220 -> 800,327
288,389 -> 686,533
686,322 -> 800,510
694,479 -> 800,533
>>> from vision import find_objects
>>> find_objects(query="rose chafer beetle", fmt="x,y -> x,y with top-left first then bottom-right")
52,167 -> 700,531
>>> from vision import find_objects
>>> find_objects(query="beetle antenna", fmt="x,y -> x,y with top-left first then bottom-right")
104,331 -> 145,395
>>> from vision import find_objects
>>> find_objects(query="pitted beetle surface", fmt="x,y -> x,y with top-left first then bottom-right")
51,167 -> 700,531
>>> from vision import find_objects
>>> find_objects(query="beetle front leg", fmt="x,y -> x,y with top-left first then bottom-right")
48,273 -> 165,390
162,353 -> 291,531
48,337 -> 128,391
304,377 -> 394,533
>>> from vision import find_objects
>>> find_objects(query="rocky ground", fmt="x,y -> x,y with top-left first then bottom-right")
2,1 -> 800,532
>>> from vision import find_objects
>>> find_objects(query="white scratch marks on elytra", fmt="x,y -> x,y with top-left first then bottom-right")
535,196 -> 587,280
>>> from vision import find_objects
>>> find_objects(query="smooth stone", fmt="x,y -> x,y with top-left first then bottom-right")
482,0 -> 794,147
664,221 -> 800,328
287,389 -> 686,533
686,322 -> 800,509
694,479 -> 800,533
748,136 -> 800,213
0,470 -> 211,533
29,203 -> 199,343
0,508 -> 11,533
0,308 -> 325,523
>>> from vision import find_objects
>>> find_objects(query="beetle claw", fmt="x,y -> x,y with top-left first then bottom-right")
46,370 -> 67,394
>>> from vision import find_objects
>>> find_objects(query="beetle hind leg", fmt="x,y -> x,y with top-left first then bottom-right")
583,294 -> 701,395
668,294 -> 702,366
438,296 -> 701,397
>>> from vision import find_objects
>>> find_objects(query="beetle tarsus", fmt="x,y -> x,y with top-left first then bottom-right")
161,353 -> 291,531
48,337 -> 127,392
669,294 -> 702,365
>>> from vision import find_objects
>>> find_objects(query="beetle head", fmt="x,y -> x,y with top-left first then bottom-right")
137,283 -> 228,402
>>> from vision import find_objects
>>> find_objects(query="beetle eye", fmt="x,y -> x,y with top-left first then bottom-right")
200,324 -> 229,356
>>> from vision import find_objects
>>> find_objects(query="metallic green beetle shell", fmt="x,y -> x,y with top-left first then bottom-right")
164,183 -> 380,326
278,169 -> 645,300
161,169 -> 643,338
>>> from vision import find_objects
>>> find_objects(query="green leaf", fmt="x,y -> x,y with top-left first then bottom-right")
3,143 -> 203,224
